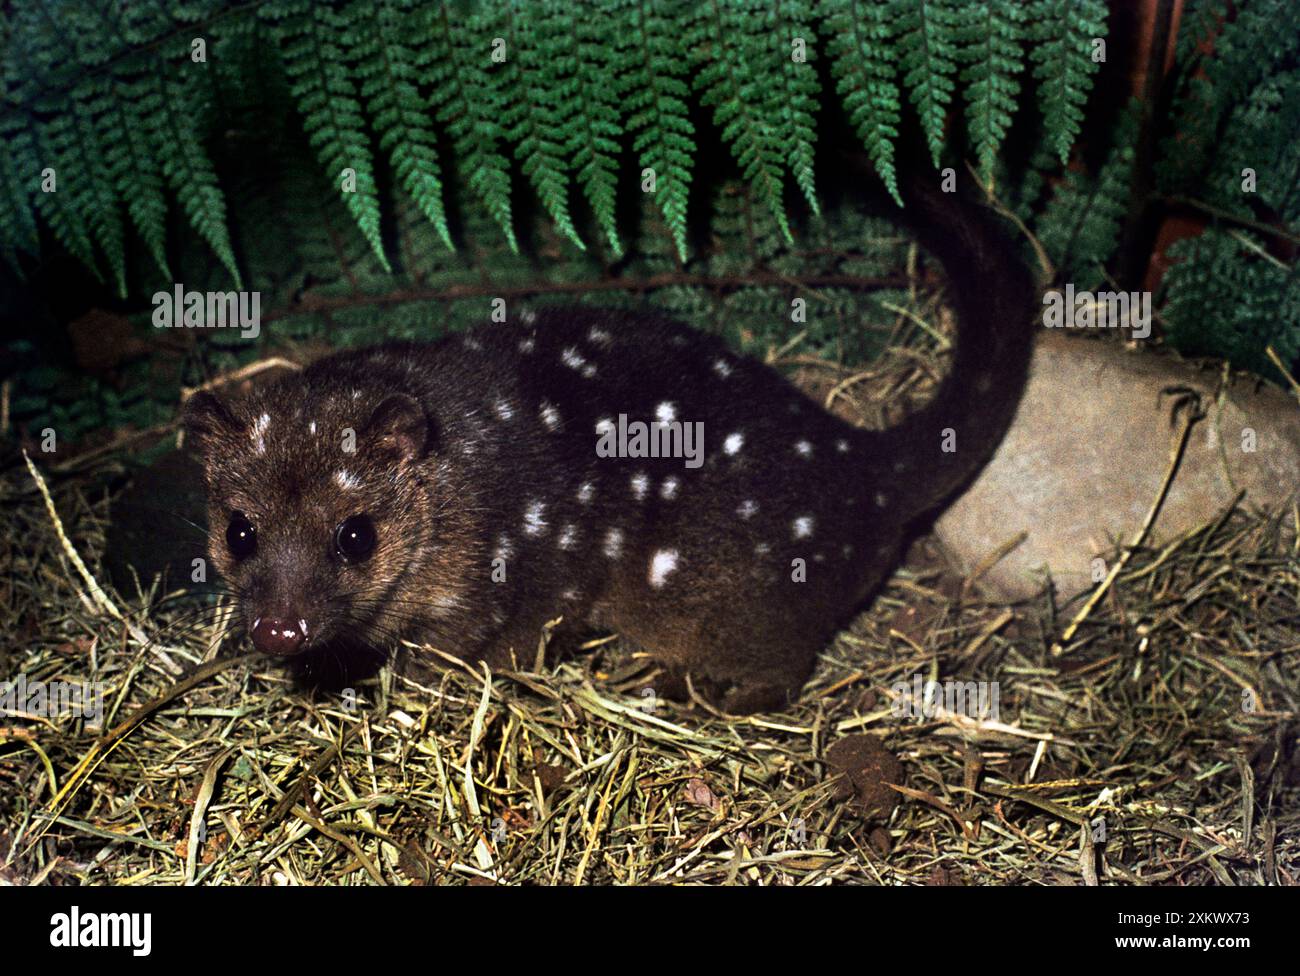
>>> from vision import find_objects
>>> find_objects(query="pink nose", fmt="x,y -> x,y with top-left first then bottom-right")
251,616 -> 308,656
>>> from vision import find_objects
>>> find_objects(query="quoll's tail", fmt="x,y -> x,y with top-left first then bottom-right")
860,157 -> 1039,523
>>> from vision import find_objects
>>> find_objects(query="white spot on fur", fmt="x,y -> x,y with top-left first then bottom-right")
519,337 -> 536,354
813,553 -> 826,563
539,400 -> 561,431
588,326 -> 612,346
792,516 -> 814,539
723,432 -> 744,455
561,347 -> 587,371
754,542 -> 771,555
595,417 -> 615,436
429,592 -> 466,615
660,476 -> 680,500
463,335 -> 482,351
581,363 -> 597,378
648,549 -> 679,588
334,469 -> 360,490
712,358 -> 733,378
558,524 -> 578,550
874,491 -> 889,508
523,500 -> 547,536
655,401 -> 677,424
835,438 -> 850,453
841,544 -> 854,559
308,420 -> 317,435
603,527 -> 623,559
521,309 -> 537,325
495,534 -> 515,561
794,439 -> 813,458
494,398 -> 515,421
630,471 -> 650,500
577,482 -> 595,504
737,499 -> 758,519
252,413 -> 270,454
562,588 -> 579,602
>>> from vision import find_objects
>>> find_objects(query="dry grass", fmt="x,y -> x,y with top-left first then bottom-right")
2,420 -> 1298,886
3,280 -> 1299,886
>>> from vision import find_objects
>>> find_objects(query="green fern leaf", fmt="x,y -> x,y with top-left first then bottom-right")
97,69 -> 172,279
70,79 -> 128,297
1035,100 -> 1138,287
503,0 -> 585,251
32,113 -> 102,283
688,0 -> 792,243
354,0 -> 453,252
620,0 -> 697,262
1164,227 -> 1300,380
958,0 -> 1025,180
768,0 -> 822,215
1030,0 -> 1108,163
426,1 -> 519,252
570,3 -> 626,256
897,0 -> 963,167
820,0 -> 902,203
263,0 -> 390,272
0,115 -> 39,271
144,67 -> 242,287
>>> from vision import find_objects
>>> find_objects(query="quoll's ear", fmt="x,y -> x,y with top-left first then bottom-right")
365,393 -> 435,461
182,390 -> 243,459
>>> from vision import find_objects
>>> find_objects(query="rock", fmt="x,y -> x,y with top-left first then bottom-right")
935,333 -> 1300,601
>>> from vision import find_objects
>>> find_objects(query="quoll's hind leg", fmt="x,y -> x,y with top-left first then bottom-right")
630,609 -> 825,715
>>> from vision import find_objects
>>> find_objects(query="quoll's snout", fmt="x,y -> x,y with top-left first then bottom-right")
251,615 -> 310,656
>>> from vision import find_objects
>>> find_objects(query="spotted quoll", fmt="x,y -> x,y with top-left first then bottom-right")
183,169 -> 1035,713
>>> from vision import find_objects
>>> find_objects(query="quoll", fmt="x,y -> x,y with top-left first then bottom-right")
184,170 -> 1035,713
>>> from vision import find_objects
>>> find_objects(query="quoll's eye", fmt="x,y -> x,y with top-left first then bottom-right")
225,512 -> 257,560
334,514 -> 377,563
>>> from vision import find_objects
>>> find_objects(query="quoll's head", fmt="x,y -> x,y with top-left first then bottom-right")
182,385 -> 437,657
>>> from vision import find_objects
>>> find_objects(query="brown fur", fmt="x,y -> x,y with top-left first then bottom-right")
184,168 -> 1035,713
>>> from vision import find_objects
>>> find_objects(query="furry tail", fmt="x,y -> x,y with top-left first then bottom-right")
860,159 -> 1038,523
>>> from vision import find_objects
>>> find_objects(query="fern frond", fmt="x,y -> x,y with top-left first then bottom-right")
1164,227 -> 1299,380
570,3 -> 626,256
820,0 -> 901,203
897,0 -> 962,167
353,0 -> 452,253
689,0 -> 792,242
503,0 -> 585,251
426,1 -> 518,252
96,68 -> 171,279
143,65 -> 242,287
768,0 -> 822,215
263,0 -> 390,272
0,114 -> 39,272
32,113 -> 102,283
1036,100 -> 1138,287
70,78 -> 128,297
620,0 -> 696,262
958,0 -> 1025,180
1029,0 -> 1108,163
